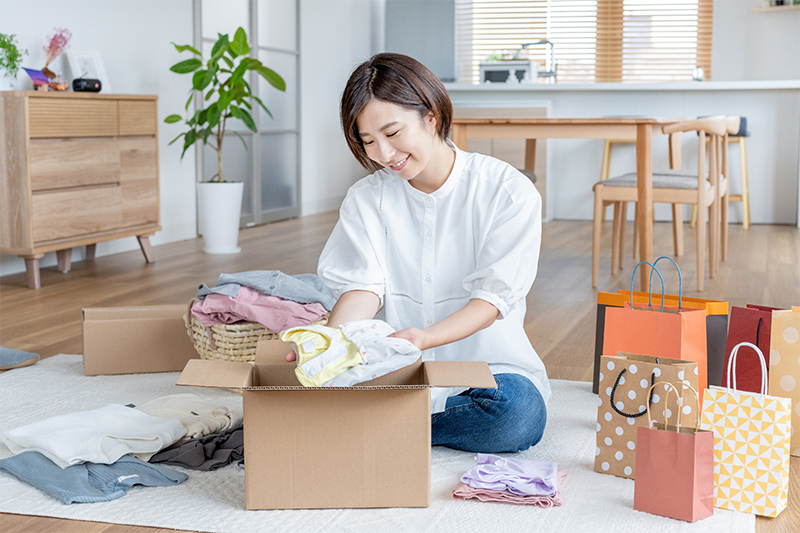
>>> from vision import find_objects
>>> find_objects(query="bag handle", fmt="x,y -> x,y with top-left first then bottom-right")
650,256 -> 683,310
645,381 -> 700,432
630,261 -> 665,312
609,366 -> 657,418
726,341 -> 768,394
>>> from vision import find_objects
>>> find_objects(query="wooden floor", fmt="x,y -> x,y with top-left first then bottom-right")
1,213 -> 798,532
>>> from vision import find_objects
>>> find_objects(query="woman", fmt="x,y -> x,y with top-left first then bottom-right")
304,53 -> 549,453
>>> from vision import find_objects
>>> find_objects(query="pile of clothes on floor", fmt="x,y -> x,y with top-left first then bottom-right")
0,393 -> 243,504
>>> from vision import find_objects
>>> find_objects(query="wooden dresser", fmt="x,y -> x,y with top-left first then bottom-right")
0,91 -> 161,288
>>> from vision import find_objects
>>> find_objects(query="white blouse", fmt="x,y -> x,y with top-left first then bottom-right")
318,143 -> 551,412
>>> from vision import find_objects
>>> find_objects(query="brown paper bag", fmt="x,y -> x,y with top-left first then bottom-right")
595,353 -> 699,479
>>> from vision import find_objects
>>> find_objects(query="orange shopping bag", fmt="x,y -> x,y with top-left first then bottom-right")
602,259 -> 708,402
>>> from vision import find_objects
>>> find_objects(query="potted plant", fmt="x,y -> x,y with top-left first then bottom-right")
0,33 -> 28,90
165,27 -> 285,254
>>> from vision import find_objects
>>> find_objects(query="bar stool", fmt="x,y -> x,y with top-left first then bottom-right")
691,117 -> 750,229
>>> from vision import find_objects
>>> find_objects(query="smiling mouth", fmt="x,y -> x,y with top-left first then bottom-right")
389,155 -> 409,172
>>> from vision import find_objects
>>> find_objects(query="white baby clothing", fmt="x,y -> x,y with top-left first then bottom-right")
134,393 -> 243,440
1,404 -> 187,468
318,142 -> 551,412
281,319 -> 421,387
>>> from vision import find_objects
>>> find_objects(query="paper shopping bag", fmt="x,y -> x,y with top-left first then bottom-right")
594,290 -> 727,393
634,382 -> 714,522
595,353 -> 698,479
600,259 -> 709,401
768,306 -> 800,457
700,342 -> 792,517
722,305 -> 777,394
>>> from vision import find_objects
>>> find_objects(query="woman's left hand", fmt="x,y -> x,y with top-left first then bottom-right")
388,327 -> 431,351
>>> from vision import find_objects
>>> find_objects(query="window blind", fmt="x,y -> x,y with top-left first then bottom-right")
455,0 -> 712,84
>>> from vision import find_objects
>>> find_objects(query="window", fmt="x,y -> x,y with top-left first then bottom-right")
455,0 -> 712,84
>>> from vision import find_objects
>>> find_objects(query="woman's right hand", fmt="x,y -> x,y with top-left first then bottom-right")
285,349 -> 297,362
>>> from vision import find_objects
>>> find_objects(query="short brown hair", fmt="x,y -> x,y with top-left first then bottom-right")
340,53 -> 453,172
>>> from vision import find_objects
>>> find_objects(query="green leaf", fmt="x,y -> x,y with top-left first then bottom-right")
168,132 -> 186,146
206,103 -> 222,128
250,95 -> 273,120
164,114 -> 182,124
171,42 -> 201,56
211,34 -> 229,60
232,130 -> 248,150
230,27 -> 250,57
184,91 -> 194,111
192,69 -> 208,90
244,58 -> 262,70
256,66 -> 286,91
232,106 -> 257,132
222,55 -> 234,69
205,88 -> 216,101
170,58 -> 202,74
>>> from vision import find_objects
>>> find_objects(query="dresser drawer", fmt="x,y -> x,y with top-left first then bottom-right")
28,98 -> 118,138
119,100 -> 158,136
29,138 -> 121,191
32,186 -> 123,243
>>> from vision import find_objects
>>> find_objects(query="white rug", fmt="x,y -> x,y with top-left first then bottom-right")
0,354 -> 754,533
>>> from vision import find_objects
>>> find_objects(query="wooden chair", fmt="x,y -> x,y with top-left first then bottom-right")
592,116 -> 731,291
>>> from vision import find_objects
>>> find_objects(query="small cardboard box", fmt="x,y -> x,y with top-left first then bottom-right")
82,305 -> 199,376
177,338 -> 496,510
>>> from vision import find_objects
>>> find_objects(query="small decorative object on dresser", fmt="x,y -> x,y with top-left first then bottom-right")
41,27 -> 71,81
164,26 -> 285,255
0,91 -> 161,289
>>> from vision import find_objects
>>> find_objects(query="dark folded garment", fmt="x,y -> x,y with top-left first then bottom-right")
149,426 -> 243,471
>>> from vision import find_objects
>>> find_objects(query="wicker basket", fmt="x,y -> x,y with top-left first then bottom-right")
184,299 -> 326,363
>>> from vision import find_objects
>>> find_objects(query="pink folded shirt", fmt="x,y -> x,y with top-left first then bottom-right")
452,469 -> 567,507
192,285 -> 327,332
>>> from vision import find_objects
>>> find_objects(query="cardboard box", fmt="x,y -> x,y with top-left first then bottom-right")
177,338 -> 496,510
82,305 -> 199,376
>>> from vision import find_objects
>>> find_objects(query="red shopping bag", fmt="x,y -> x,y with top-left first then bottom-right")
722,305 -> 783,393
634,382 -> 715,522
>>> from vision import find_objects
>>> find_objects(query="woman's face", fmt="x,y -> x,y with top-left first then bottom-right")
356,99 -> 440,183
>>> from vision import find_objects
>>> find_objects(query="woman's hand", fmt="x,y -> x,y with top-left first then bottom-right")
388,328 -> 431,351
285,349 -> 296,362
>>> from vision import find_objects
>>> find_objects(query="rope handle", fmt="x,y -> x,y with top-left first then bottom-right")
645,381 -> 700,432
727,341 -> 768,394
609,367 -> 656,418
630,261 -> 665,312
650,256 -> 683,310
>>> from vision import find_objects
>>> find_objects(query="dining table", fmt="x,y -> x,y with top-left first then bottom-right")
450,117 -> 682,291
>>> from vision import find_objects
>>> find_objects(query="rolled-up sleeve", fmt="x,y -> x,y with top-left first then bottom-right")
317,193 -> 386,305
462,177 -> 542,319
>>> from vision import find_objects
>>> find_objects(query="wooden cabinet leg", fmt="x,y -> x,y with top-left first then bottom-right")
137,235 -> 155,263
22,255 -> 44,289
57,249 -> 73,273
85,244 -> 96,261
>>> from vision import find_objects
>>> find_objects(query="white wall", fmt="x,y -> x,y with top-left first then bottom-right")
298,0 -> 378,216
0,0 -> 197,276
712,0 -> 800,81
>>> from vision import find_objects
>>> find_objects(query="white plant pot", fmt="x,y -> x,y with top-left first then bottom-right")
197,181 -> 244,254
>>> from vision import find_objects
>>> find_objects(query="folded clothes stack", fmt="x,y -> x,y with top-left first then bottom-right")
453,453 -> 566,507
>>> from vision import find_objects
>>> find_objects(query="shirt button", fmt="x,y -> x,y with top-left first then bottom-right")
426,197 -> 432,203
426,231 -> 432,237
426,320 -> 433,325
425,277 -> 431,283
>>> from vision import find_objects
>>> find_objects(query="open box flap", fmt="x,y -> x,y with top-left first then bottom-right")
177,359 -> 254,389
422,361 -> 496,388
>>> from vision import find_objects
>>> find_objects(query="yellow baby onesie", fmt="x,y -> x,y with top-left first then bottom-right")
280,325 -> 364,387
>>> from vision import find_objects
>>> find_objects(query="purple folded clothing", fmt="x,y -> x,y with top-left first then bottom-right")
453,469 -> 567,507
461,453 -> 559,497
192,285 -> 327,332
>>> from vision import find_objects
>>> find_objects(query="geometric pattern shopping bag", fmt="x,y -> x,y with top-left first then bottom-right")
700,342 -> 792,517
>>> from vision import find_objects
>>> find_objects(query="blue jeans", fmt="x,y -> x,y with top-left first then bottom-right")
431,373 -> 547,453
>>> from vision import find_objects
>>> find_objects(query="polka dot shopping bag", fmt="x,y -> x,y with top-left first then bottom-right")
594,352 -> 699,479
768,307 -> 800,457
700,341 -> 791,518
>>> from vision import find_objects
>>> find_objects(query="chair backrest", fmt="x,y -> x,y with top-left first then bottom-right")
662,116 -> 729,203
662,115 -> 728,136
